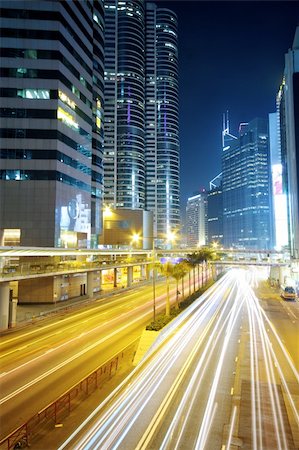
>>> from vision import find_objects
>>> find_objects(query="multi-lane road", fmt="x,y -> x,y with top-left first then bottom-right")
0,277 -> 187,440
57,268 -> 299,450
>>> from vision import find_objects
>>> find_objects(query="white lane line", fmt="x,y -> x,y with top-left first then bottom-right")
0,308 -> 150,405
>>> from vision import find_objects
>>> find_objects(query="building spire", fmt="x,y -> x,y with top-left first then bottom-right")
222,110 -> 237,150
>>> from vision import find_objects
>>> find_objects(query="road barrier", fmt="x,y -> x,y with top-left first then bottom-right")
0,343 -> 136,450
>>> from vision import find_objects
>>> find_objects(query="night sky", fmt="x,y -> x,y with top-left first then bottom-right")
153,0 -> 299,210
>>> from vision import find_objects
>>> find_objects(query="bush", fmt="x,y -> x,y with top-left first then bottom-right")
146,280 -> 215,331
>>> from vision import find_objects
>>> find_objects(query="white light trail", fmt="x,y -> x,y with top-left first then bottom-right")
58,269 -> 298,450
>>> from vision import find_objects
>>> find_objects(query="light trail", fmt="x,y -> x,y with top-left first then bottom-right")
144,280 -> 239,450
59,271 -> 242,449
226,405 -> 237,450
243,269 -> 296,449
58,269 -> 298,450
0,305 -> 152,405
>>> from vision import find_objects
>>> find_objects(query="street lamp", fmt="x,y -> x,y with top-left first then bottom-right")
166,229 -> 177,249
152,237 -> 156,322
212,241 -> 219,249
131,233 -> 140,248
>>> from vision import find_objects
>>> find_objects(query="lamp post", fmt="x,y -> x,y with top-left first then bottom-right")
152,237 -> 156,322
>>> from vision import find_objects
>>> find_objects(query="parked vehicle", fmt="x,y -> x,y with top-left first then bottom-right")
280,285 -> 296,300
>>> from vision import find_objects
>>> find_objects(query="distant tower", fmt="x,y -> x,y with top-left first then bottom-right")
207,174 -> 223,245
186,192 -> 207,247
222,111 -> 237,149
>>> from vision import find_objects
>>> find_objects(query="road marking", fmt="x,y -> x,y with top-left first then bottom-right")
230,387 -> 234,395
0,308 -> 151,405
235,356 -> 238,362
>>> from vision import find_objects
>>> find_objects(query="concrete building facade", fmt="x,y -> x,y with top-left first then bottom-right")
0,0 -> 105,248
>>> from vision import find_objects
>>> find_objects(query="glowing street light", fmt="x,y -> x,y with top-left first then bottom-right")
212,241 -> 219,249
103,205 -> 113,218
166,230 -> 176,243
130,233 -> 141,251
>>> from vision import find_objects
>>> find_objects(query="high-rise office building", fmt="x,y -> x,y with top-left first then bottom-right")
278,27 -> 299,258
103,1 -> 180,243
0,0 -> 105,248
207,174 -> 223,246
186,192 -> 207,247
268,111 -> 288,250
103,0 -> 145,210
145,4 -> 180,240
222,118 -> 273,250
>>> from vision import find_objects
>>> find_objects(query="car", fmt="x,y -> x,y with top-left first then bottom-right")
280,285 -> 296,300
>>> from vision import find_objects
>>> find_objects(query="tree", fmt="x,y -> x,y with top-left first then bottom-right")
186,253 -> 198,292
158,261 -> 174,317
171,262 -> 188,309
187,248 -> 217,288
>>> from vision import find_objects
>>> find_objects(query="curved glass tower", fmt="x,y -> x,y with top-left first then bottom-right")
145,4 -> 180,239
104,1 -> 180,244
104,0 -> 145,209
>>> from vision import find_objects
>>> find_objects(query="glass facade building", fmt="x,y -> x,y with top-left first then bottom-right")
222,118 -> 273,250
103,0 -> 145,210
186,193 -> 207,247
103,1 -> 180,242
145,4 -> 180,239
0,0 -> 105,248
278,27 -> 299,258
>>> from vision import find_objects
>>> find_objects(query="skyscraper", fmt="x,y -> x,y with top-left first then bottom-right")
268,111 -> 288,250
0,0 -> 105,248
103,1 -> 180,243
278,26 -> 299,258
103,0 -> 145,210
222,118 -> 273,250
186,192 -> 207,247
145,4 -> 180,240
207,174 -> 223,246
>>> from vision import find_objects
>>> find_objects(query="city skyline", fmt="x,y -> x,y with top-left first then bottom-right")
155,0 -> 299,205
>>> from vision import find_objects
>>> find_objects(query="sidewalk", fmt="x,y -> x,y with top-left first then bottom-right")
14,281 -> 145,326
29,348 -> 138,450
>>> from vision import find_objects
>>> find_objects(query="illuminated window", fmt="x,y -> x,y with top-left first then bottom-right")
17,89 -> 49,99
58,90 -> 76,109
57,107 -> 79,131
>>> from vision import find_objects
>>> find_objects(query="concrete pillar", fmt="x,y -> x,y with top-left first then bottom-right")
127,266 -> 133,287
113,267 -> 118,288
87,271 -> 94,298
97,270 -> 102,291
145,264 -> 151,280
140,264 -> 146,280
0,282 -> 10,330
9,298 -> 18,328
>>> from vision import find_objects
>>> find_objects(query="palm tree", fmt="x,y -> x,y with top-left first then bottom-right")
179,260 -> 190,300
158,261 -> 174,316
186,253 -> 198,292
194,247 -> 217,285
171,262 -> 188,309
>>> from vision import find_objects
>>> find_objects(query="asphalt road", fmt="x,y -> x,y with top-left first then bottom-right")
0,275 -> 199,440
57,268 -> 299,450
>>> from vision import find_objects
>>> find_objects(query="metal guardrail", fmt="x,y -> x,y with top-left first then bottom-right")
0,342 -> 137,450
0,259 -> 151,282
